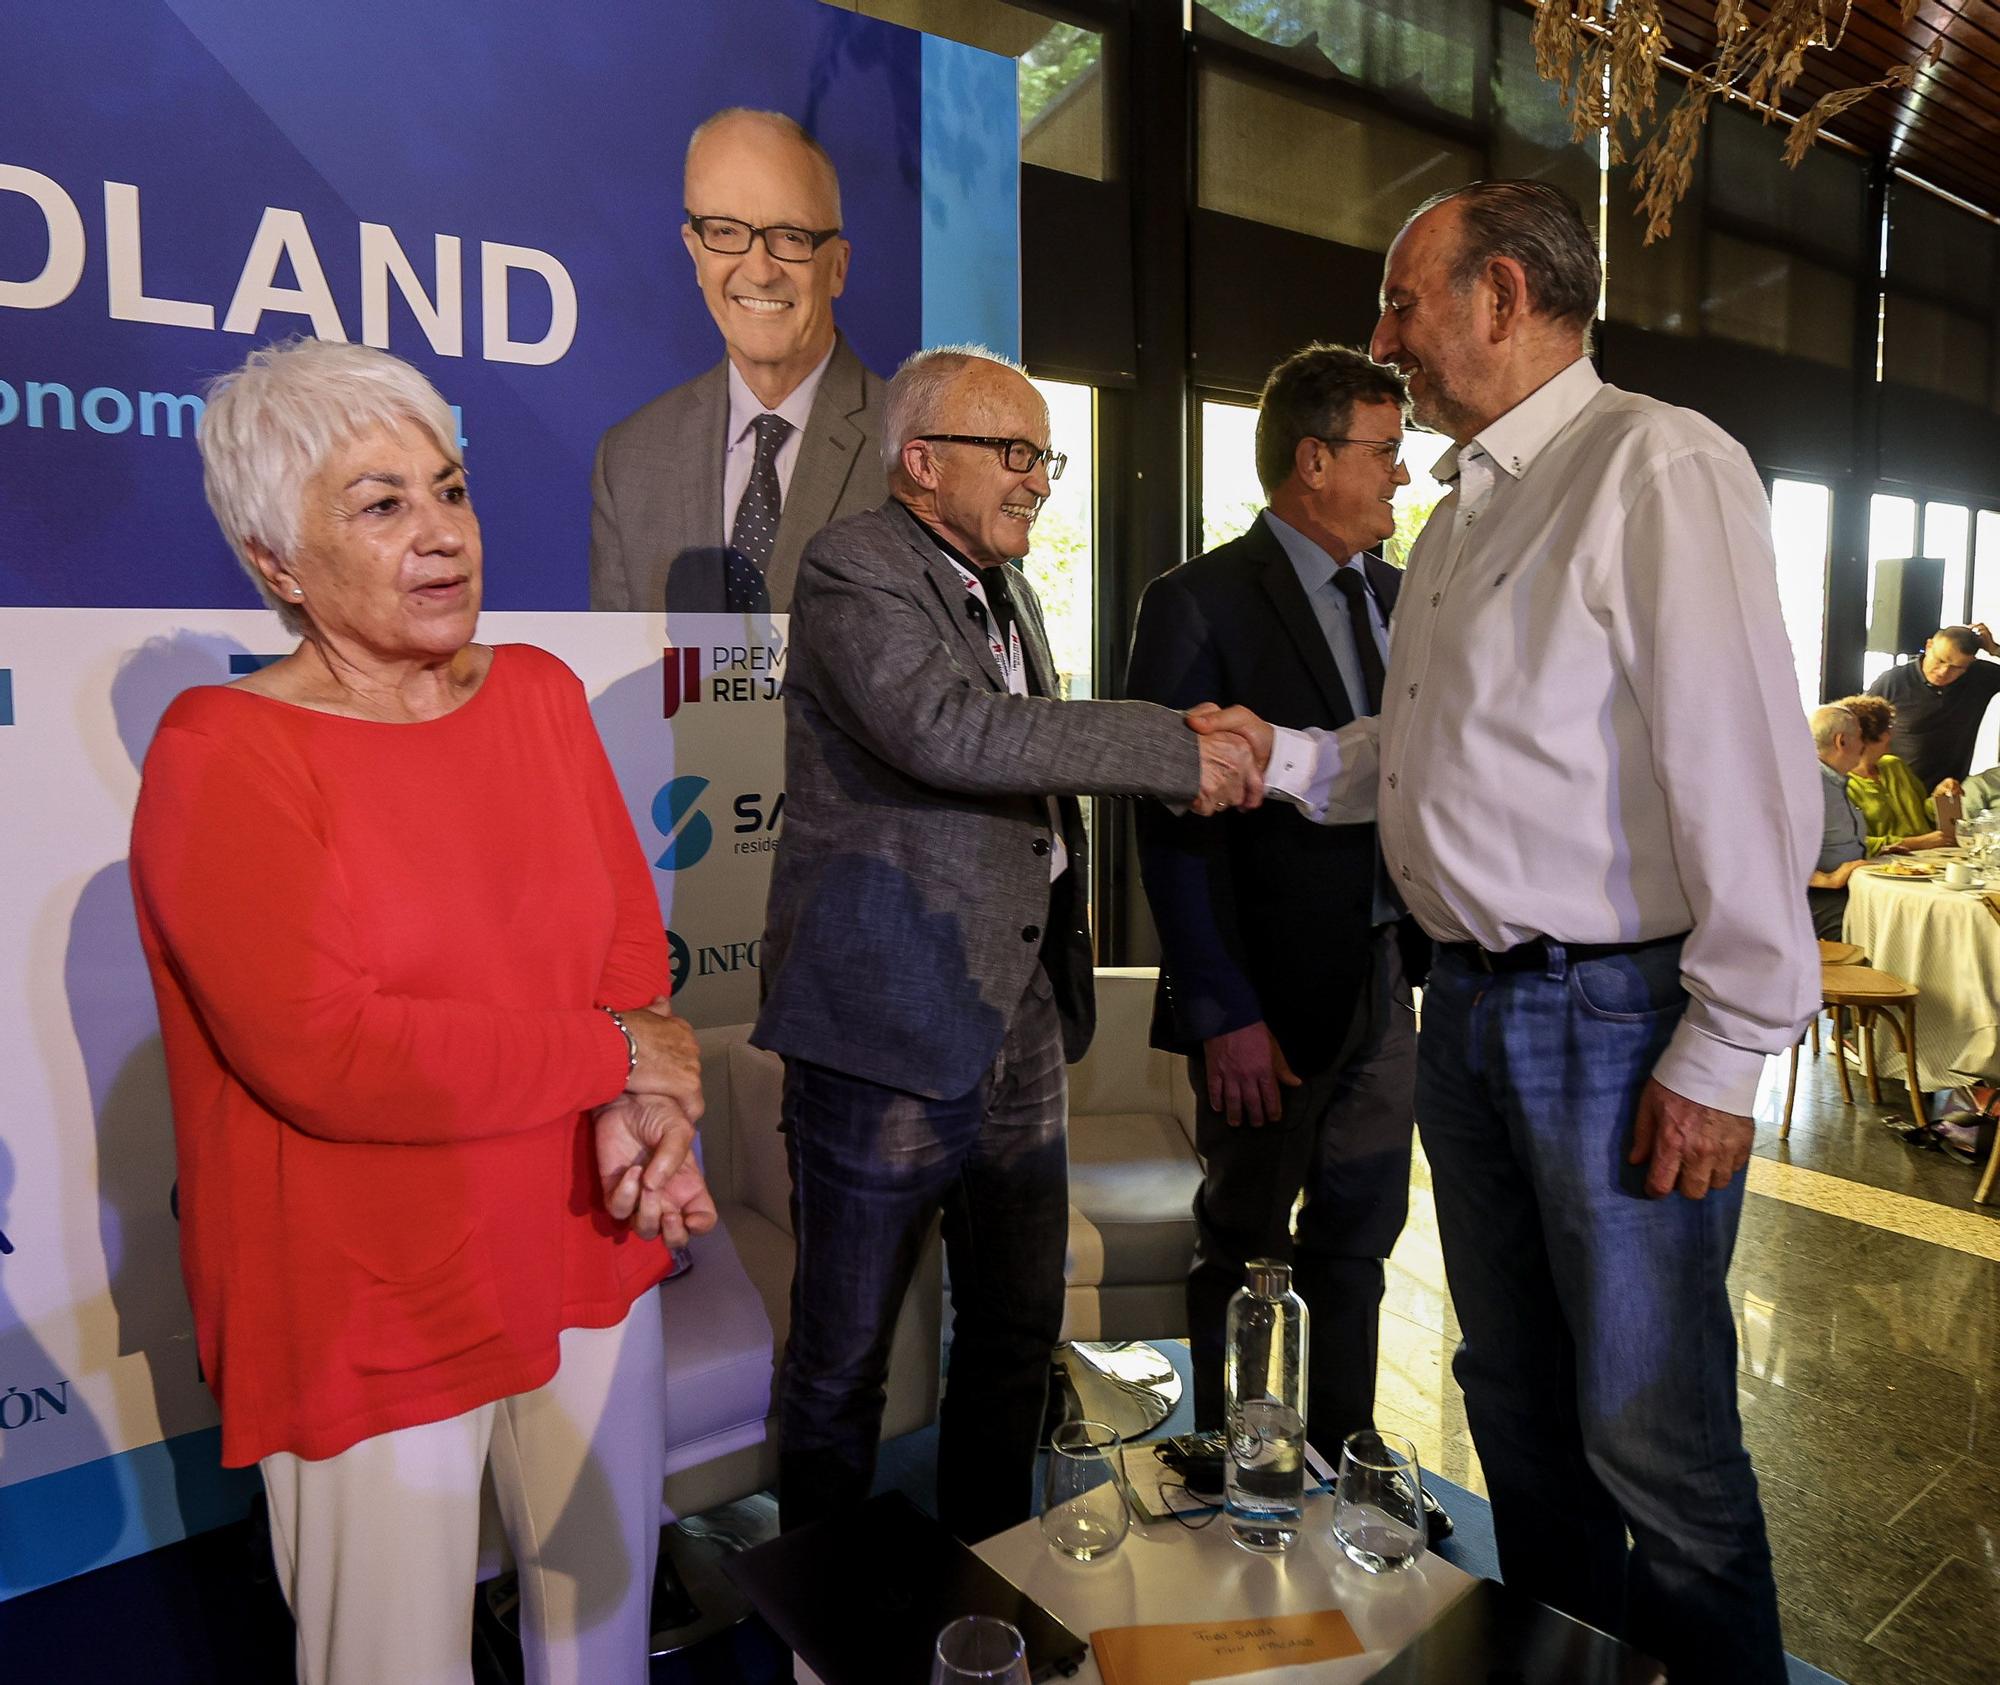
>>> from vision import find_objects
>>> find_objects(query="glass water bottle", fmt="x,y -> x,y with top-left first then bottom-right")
1224,1258 -> 1308,1553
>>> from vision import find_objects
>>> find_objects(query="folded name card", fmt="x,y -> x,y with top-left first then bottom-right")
1091,1609 -> 1363,1685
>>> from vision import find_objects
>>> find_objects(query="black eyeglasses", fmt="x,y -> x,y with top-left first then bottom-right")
917,435 -> 1068,480
685,212 -> 842,263
1307,434 -> 1405,465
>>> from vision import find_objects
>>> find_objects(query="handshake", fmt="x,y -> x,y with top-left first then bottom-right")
592,999 -> 717,1248
1185,704 -> 1275,817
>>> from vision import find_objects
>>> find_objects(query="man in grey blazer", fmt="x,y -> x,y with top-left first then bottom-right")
589,108 -> 886,613
755,347 -> 1261,1541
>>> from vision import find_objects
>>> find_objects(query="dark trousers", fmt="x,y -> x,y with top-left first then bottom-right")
1187,928 -> 1417,1450
1418,941 -> 1785,1685
1808,885 -> 1848,941
776,973 -> 1069,1544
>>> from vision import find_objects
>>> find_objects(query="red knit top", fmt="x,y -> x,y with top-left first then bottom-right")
130,644 -> 674,1467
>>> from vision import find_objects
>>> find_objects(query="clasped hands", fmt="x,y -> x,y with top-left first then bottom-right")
592,997 -> 717,1247
1184,703 -> 1277,816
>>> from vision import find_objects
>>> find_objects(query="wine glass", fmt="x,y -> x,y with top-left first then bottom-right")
931,1615 -> 1031,1684
1333,1429 -> 1425,1574
1041,1419 -> 1132,1561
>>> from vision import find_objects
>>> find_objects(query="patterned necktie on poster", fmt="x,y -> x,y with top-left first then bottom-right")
725,412 -> 794,611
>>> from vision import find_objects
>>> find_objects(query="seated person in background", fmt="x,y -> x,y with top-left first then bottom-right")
1960,764 -> 2000,820
1866,624 -> 2000,790
1807,702 -> 1870,939
1839,693 -> 1948,853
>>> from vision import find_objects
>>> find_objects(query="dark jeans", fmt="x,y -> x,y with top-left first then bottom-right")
1419,941 -> 1785,1685
1187,928 -> 1416,1450
776,974 -> 1068,1544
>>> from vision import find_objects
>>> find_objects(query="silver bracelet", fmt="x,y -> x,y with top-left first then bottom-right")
600,1006 -> 637,1081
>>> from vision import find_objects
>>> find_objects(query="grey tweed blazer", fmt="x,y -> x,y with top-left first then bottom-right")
754,499 -> 1202,1098
587,334 -> 886,612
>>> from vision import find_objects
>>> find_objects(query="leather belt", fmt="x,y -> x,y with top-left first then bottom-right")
1439,931 -> 1687,975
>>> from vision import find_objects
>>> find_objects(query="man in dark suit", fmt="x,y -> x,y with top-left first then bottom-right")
1126,343 -> 1423,1454
590,108 -> 886,613
756,347 -> 1262,1541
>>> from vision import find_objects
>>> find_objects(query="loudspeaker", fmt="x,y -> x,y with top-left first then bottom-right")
1868,555 -> 1945,656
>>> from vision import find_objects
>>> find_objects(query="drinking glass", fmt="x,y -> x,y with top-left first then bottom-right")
1042,1419 -> 1131,1561
1332,1429 -> 1425,1574
931,1615 -> 1030,1684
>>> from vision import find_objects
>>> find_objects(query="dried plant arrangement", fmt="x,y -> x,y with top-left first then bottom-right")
1531,0 -> 1942,242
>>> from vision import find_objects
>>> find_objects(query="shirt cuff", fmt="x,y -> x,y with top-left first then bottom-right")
1651,1020 -> 1767,1117
1266,726 -> 1321,807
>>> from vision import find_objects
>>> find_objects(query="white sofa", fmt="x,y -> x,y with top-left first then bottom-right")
1061,968 -> 1205,1344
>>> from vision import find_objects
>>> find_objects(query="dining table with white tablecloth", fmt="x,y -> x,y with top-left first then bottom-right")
1842,854 -> 2000,1091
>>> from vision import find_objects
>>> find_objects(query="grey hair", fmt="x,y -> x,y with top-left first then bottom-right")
684,107 -> 843,225
881,344 -> 1033,474
1412,179 -> 1600,333
198,338 -> 460,635
1810,703 -> 1859,751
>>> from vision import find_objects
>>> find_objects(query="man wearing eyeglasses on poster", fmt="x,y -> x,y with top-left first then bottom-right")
589,108 -> 887,613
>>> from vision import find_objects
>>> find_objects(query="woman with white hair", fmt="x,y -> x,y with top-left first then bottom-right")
129,336 -> 711,1685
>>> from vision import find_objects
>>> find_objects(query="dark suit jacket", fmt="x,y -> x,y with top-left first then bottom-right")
588,333 -> 887,613
1125,515 -> 1424,1078
754,500 -> 1201,1100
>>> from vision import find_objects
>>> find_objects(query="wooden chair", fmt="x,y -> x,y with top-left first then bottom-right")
1782,943 -> 1874,1130
1801,941 -> 1866,1058
1817,964 -> 1923,1131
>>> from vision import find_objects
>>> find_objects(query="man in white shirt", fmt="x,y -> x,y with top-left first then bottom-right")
590,108 -> 888,612
1198,181 -> 1818,1684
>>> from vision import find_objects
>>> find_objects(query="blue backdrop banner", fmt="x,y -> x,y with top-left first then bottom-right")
0,0 -> 1018,1600
0,0 -> 927,610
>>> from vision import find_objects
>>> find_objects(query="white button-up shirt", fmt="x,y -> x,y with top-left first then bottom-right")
721,342 -> 833,537
1267,356 -> 1820,1114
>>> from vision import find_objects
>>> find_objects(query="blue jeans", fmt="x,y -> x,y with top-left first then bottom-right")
1418,942 -> 1785,1685
776,976 -> 1069,1543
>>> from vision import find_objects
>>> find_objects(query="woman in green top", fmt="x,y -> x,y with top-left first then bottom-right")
1840,693 -> 1948,853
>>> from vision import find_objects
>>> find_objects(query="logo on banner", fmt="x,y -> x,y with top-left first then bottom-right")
0,1379 -> 71,1433
650,780 -> 786,870
665,928 -> 763,997
661,641 -> 787,717
651,776 -> 714,870
662,648 -> 703,719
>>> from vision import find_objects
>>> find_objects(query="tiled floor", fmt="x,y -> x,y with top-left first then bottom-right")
1370,1038 -> 2000,1685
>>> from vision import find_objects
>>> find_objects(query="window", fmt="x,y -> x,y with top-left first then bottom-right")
1199,396 -> 1446,566
1196,60 -> 1478,251
820,1 -> 1109,179
1973,510 -> 2000,632
1975,511 -> 2000,777
1199,399 -> 1263,555
1194,0 -> 1483,122
1925,502 -> 1971,628
1769,479 -> 1831,713
1027,376 -> 1097,865
1703,235 -> 1854,369
1024,378 -> 1096,699
1883,294 -> 1990,407
1864,493 -> 1918,685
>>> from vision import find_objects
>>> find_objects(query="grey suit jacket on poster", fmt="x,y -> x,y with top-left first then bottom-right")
587,333 -> 888,612
753,499 -> 1203,1100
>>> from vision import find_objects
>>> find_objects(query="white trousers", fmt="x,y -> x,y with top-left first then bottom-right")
260,1289 -> 666,1685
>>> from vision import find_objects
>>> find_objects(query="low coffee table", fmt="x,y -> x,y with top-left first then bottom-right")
976,1491 -> 1473,1683
794,1490 -> 1474,1683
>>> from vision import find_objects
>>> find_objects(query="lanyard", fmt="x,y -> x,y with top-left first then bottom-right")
949,560 -> 1027,694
